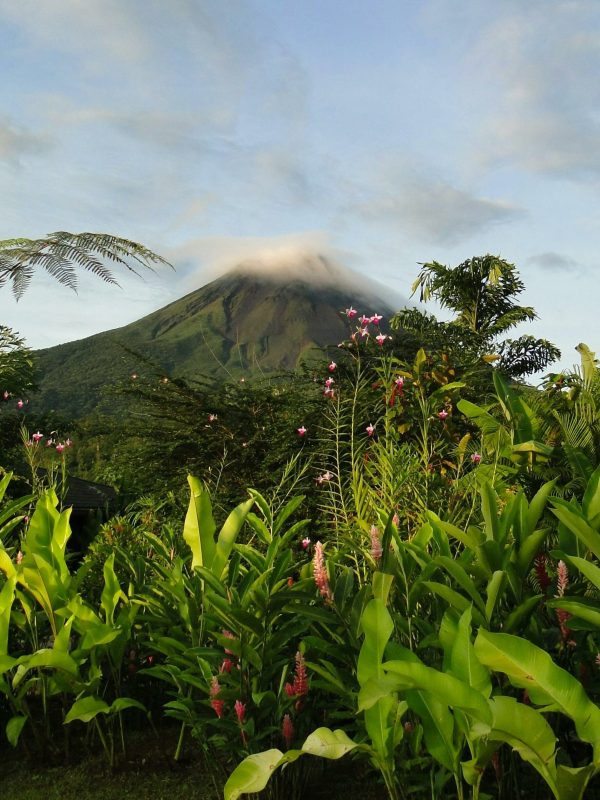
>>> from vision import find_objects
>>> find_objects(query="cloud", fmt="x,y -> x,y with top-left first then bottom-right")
528,252 -> 582,274
464,2 -> 600,181
0,117 -> 50,162
352,162 -> 524,245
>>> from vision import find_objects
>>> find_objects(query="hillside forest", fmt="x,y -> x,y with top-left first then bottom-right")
2,245 -> 600,800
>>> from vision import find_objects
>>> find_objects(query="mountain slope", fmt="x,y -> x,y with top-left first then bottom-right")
33,256 -> 402,418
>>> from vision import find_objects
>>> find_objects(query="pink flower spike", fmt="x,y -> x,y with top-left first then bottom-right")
366,423 -> 375,437
438,409 -> 449,420
345,306 -> 357,319
370,314 -> 383,325
313,541 -> 332,601
16,550 -> 23,565
324,377 -> 334,388
16,399 -> 24,409
471,452 -> 482,464
32,431 -> 43,442
297,425 -> 307,437
301,537 -> 311,549
282,713 -> 294,747
234,700 -> 246,725
328,361 -> 337,372
370,525 -> 382,562
56,443 -> 65,453
556,560 -> 569,597
220,658 -> 233,674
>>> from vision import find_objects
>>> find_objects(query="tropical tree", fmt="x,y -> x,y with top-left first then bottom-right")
391,255 -> 560,379
0,231 -> 171,298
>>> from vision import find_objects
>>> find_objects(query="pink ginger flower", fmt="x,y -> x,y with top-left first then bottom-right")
16,550 -> 23,565
370,525 -> 382,562
345,307 -> 357,319
324,377 -> 334,388
438,409 -> 449,420
297,425 -> 307,436
32,431 -> 43,442
282,713 -> 294,747
556,560 -> 569,597
285,651 -> 309,698
313,542 -> 332,601
56,443 -> 65,453
16,399 -> 24,409
234,700 -> 246,725
392,512 -> 400,528
370,314 -> 383,325
220,658 -> 233,674
366,423 -> 375,437
222,629 -> 236,655
470,452 -> 482,464
301,537 -> 311,549
210,676 -> 224,718
328,361 -> 337,371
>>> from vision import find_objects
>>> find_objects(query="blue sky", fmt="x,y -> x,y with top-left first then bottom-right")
0,0 -> 598,372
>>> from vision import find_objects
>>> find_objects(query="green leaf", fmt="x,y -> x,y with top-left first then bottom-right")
485,571 -> 505,624
382,660 -> 492,726
503,594 -> 543,634
6,715 -> 27,747
421,581 -> 486,627
478,697 -> 558,798
526,480 -> 556,536
224,750 -> 286,800
547,598 -> 600,628
551,504 -> 600,560
406,689 -> 457,773
302,727 -> 359,759
211,498 -> 254,578
556,764 -> 597,800
582,464 -> 600,523
65,696 -> 110,724
183,476 -> 216,571
474,629 -> 600,763
357,599 -> 393,685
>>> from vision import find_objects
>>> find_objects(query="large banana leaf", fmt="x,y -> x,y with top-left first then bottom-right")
474,630 -> 600,764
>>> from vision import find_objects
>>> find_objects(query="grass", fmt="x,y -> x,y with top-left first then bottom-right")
1,728 -> 388,800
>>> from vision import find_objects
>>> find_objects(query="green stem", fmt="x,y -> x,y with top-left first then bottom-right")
174,719 -> 187,761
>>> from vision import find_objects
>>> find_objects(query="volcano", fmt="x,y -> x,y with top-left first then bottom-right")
34,254 -> 404,417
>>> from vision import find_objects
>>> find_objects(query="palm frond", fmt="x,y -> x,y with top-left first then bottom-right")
0,231 -> 172,298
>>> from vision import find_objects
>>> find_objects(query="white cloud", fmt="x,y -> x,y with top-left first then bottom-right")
0,117 -> 50,161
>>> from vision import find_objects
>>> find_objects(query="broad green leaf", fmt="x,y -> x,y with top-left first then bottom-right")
478,697 -> 558,798
382,660 -> 492,726
551,504 -> 600,560
474,629 -> 600,763
183,476 -> 216,571
449,608 -> 491,697
357,599 -> 393,685
6,715 -> 27,747
225,750 -> 286,800
407,689 -> 457,773
547,598 -> 600,628
427,512 -> 484,549
101,552 -> 127,625
517,528 -> 551,578
485,571 -> 505,624
434,556 -> 486,616
421,581 -> 486,627
503,594 -> 543,634
212,498 -> 254,578
0,575 -> 16,655
582,464 -> 600,523
480,483 -> 500,543
556,764 -> 597,800
12,649 -> 79,689
301,727 -> 359,759
110,697 -> 147,715
65,696 -> 110,724
372,572 -> 394,605
560,554 -> 600,591
527,480 -> 556,536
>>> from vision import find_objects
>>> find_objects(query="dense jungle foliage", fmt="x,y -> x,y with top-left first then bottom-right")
1,255 -> 600,799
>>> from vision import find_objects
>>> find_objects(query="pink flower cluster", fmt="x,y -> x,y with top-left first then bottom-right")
344,307 -> 390,345
28,431 -> 72,452
284,651 -> 309,698
313,541 -> 332,601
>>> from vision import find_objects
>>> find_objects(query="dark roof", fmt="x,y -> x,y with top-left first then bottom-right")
63,476 -> 118,512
